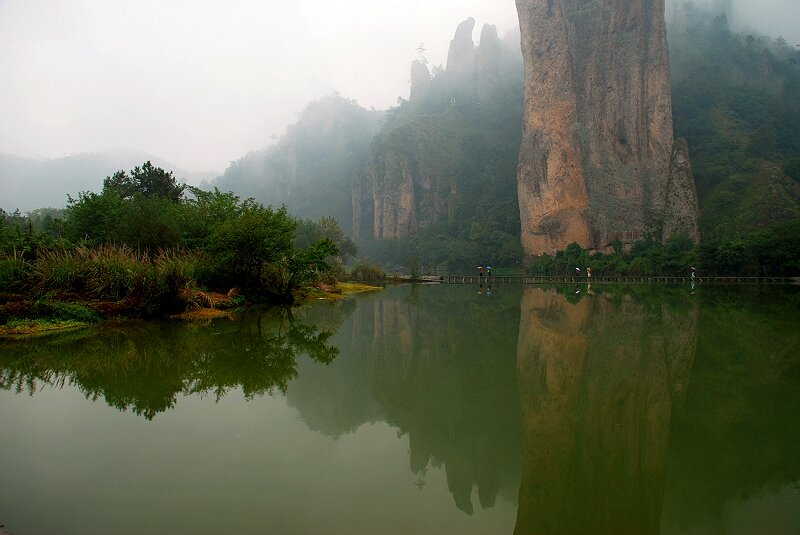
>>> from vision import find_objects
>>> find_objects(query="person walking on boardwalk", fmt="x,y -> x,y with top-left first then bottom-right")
487,265 -> 492,278
587,267 -> 592,279
478,266 -> 484,280
691,266 -> 696,280
575,267 -> 581,277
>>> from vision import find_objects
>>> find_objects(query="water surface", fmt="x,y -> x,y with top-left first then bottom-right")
1,284 -> 798,534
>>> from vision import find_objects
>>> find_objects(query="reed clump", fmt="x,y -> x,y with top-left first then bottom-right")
351,260 -> 386,282
0,252 -> 30,292
28,245 -> 200,316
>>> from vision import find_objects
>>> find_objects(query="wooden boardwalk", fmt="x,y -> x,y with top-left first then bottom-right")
443,275 -> 799,285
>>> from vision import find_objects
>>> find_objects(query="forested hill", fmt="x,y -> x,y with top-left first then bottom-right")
212,95 -> 383,235
669,8 -> 800,241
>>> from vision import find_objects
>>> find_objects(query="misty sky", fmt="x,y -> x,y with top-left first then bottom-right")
1,0 -> 797,173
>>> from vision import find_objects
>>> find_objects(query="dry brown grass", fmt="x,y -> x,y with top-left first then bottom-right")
171,308 -> 234,321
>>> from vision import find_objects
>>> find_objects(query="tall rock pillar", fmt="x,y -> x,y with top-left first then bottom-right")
515,0 -> 700,254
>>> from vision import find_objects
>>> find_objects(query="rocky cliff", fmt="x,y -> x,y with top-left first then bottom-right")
409,60 -> 432,103
446,17 -> 478,83
355,19 -> 523,243
515,0 -> 700,255
477,24 -> 503,101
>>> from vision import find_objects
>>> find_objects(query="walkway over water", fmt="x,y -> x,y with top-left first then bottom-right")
443,275 -> 799,285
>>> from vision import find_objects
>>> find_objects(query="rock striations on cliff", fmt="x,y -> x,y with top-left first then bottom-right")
515,0 -> 700,255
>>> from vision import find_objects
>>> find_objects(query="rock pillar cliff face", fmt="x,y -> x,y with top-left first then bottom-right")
663,138 -> 701,240
446,17 -> 478,82
515,0 -> 700,254
477,24 -> 502,101
409,60 -> 432,103
360,18 -> 520,241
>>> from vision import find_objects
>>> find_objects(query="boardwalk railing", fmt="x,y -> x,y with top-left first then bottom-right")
443,276 -> 799,285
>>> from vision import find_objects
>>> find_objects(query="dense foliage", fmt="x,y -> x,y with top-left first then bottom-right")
527,221 -> 800,278
0,162 -> 347,320
670,7 -> 800,242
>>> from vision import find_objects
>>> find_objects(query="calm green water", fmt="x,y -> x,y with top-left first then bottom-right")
1,284 -> 799,534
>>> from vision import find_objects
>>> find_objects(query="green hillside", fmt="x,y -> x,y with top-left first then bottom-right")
670,9 -> 800,241
214,94 -> 382,235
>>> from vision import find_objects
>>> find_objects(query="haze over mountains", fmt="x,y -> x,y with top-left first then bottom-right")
1,0 -> 796,213
202,2 -> 799,266
0,150 -> 217,212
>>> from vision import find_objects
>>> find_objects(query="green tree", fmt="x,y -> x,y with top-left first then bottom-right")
181,186 -> 242,249
118,196 -> 182,250
103,161 -> 185,202
65,190 -> 124,244
295,216 -> 357,260
282,238 -> 339,292
208,202 -> 296,287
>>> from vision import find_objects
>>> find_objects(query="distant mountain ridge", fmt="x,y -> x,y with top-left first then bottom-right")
0,149 -> 219,212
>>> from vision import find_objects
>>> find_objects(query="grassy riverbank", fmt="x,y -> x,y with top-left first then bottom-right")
0,281 -> 382,338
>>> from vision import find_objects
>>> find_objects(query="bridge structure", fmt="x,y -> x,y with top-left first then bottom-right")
441,275 -> 799,285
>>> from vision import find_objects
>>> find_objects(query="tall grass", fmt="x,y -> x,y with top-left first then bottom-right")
30,245 -> 200,313
0,250 -> 30,292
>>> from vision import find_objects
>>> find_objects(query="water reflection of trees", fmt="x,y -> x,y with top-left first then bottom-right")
0,307 -> 339,420
515,286 -> 699,535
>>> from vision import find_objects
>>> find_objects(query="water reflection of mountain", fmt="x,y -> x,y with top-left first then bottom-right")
284,297 -> 385,436
0,307 -> 341,420
661,288 -> 800,534
367,285 -> 525,515
287,284 -> 525,515
513,285 -> 800,535
514,287 -> 699,534
287,284 -> 800,530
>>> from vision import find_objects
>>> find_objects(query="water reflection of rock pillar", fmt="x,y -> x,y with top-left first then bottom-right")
514,288 -> 698,535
